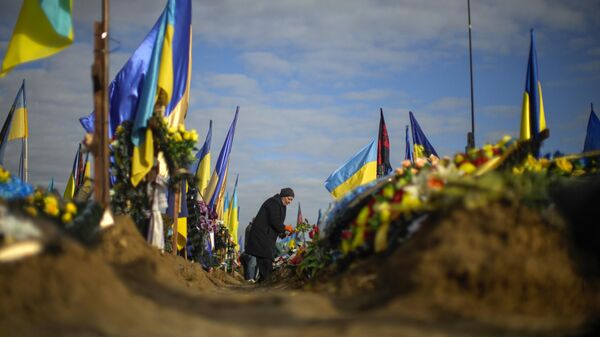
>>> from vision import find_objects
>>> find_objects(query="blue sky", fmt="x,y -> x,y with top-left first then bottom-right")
1,0 -> 599,241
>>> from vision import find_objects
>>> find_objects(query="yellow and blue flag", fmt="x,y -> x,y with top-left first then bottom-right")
193,120 -> 212,201
520,29 -> 548,141
324,138 -> 378,199
63,145 -> 80,200
206,107 -> 239,210
409,111 -> 438,159
79,0 -> 192,186
1,0 -> 73,77
0,81 -> 27,165
583,103 -> 600,152
223,191 -> 230,228
228,174 -> 240,250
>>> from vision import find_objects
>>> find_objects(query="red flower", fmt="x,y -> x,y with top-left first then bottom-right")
392,190 -> 404,203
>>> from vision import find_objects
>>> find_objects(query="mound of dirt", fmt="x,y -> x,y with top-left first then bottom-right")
310,202 -> 600,329
0,214 -> 243,336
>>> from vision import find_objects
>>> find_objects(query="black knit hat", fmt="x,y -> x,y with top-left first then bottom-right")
280,187 -> 294,198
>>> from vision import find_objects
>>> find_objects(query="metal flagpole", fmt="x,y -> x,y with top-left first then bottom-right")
467,0 -> 476,150
23,79 -> 28,183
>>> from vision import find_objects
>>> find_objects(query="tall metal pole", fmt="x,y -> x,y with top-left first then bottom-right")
23,79 -> 28,183
467,0 -> 476,150
92,0 -> 110,208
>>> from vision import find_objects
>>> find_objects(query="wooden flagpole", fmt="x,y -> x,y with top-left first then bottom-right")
92,0 -> 110,209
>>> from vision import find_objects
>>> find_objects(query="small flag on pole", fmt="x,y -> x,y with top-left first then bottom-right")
409,111 -> 438,159
520,29 -> 548,142
324,138 -> 378,199
583,103 -> 600,152
377,108 -> 392,177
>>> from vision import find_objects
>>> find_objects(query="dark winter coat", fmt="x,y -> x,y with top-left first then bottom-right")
245,194 -> 287,259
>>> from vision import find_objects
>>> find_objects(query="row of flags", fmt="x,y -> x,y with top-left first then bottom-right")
323,109 -> 438,199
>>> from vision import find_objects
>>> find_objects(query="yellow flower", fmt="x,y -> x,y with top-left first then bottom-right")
65,202 -> 77,215
61,212 -> 73,224
44,203 -> 60,217
173,133 -> 182,142
454,153 -> 465,164
555,157 -> 573,173
190,130 -> 198,142
512,166 -> 524,175
178,124 -> 185,133
0,167 -> 10,183
168,127 -> 177,134
458,162 -> 476,174
42,195 -> 60,217
183,131 -> 191,140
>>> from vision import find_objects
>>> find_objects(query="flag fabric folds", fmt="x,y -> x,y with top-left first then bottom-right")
377,108 -> 392,177
228,174 -> 239,250
0,81 -> 27,165
324,138 -> 378,199
520,29 -> 548,141
194,120 -> 212,201
63,145 -> 80,200
404,125 -> 413,162
409,111 -> 438,159
1,0 -> 73,77
80,0 -> 192,139
207,107 -> 239,210
583,103 -> 600,152
296,203 -> 303,226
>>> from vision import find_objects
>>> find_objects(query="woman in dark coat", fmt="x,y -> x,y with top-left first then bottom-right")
244,188 -> 294,282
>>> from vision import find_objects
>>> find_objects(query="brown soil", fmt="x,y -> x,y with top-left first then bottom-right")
1,207 -> 599,337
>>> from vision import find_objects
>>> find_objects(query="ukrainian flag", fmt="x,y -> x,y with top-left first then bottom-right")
520,29 -> 547,141
409,111 -> 438,159
228,174 -> 240,250
63,145 -> 80,200
194,120 -> 212,201
79,0 -> 191,148
1,0 -> 73,77
206,107 -> 239,210
0,81 -> 27,165
324,138 -> 378,199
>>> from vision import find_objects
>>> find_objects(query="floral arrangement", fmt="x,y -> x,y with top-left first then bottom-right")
110,114 -> 198,234
0,165 -> 34,200
292,135 -> 600,279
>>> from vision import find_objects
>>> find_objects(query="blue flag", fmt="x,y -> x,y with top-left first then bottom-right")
409,111 -> 438,159
79,0 -> 191,138
583,103 -> 600,152
207,107 -> 239,210
404,124 -> 413,162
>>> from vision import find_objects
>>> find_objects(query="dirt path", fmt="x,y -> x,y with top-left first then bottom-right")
1,215 -> 597,337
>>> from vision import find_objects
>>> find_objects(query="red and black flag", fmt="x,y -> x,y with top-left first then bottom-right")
296,203 -> 303,226
377,108 -> 392,177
